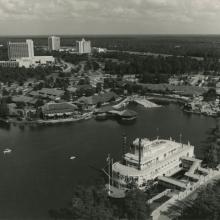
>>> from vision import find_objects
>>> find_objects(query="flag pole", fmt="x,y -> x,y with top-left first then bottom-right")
108,154 -> 111,195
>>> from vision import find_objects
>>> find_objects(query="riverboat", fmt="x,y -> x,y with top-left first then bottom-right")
111,137 -> 194,190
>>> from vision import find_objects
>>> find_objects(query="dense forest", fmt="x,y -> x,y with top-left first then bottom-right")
1,35 -> 220,58
0,66 -> 59,83
57,52 -> 89,65
98,52 -> 220,83
49,182 -> 150,220
91,35 -> 220,58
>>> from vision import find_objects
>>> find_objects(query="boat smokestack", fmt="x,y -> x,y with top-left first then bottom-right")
138,138 -> 141,170
122,134 -> 127,165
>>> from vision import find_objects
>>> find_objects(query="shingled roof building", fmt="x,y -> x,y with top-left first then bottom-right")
41,102 -> 77,119
77,92 -> 118,106
29,88 -> 65,101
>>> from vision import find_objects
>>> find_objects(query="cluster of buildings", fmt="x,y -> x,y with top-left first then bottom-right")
48,36 -> 92,54
183,96 -> 220,117
3,79 -> 121,122
48,36 -> 107,54
169,74 -> 220,88
0,39 -> 55,68
0,35 -> 107,69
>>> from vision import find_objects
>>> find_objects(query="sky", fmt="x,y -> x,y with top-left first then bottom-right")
0,0 -> 220,35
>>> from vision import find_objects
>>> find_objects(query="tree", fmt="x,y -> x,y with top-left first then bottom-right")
0,99 -> 9,117
203,125 -> 220,168
62,90 -> 71,101
124,189 -> 150,220
2,88 -> 9,96
49,182 -> 151,220
203,88 -> 217,102
35,99 -> 44,108
16,102 -> 26,109
49,184 -> 115,220
164,182 -> 220,220
206,144 -> 219,168
96,82 -> 102,93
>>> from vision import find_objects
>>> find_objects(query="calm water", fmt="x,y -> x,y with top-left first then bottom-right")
0,103 -> 217,219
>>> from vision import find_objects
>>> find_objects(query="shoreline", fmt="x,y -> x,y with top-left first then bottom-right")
145,93 -> 188,104
1,94 -> 218,126
0,113 -> 94,126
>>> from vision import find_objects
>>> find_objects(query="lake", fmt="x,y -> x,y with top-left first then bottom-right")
0,103 -> 217,219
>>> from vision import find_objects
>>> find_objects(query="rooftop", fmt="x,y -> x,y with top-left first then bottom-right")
29,88 -> 64,100
78,92 -> 118,105
157,176 -> 188,189
120,109 -> 137,117
113,138 -> 194,176
12,95 -> 37,105
42,102 -> 77,114
132,138 -> 191,157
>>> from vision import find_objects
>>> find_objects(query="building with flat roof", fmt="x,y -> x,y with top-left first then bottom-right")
48,36 -> 60,52
8,39 -> 34,60
0,61 -> 19,68
76,38 -> 91,54
16,56 -> 55,68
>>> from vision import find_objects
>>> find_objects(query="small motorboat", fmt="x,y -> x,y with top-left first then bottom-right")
3,148 -> 12,154
70,156 -> 76,160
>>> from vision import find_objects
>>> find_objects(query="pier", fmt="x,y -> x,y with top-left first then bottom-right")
150,158 -> 220,220
112,96 -> 161,109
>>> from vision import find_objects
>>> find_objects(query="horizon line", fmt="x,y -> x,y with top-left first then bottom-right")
0,33 -> 220,37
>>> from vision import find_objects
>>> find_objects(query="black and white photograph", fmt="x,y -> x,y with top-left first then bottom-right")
0,0 -> 220,219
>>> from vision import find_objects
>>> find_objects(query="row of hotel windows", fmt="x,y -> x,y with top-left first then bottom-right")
150,151 -> 190,176
115,153 -> 192,189
142,148 -> 179,168
124,150 -> 191,174
115,157 -> 180,183
149,158 -> 180,176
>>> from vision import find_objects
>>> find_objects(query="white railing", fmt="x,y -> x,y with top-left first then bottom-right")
151,169 -> 220,220
147,189 -> 171,204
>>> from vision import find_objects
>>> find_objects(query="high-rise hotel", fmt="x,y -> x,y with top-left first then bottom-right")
48,36 -> 60,52
76,38 -> 91,54
8,39 -> 34,60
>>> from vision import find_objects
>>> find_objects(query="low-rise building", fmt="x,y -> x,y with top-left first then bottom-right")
29,88 -> 65,101
92,47 -> 107,53
0,61 -> 19,68
16,56 -> 55,68
77,91 -> 118,107
12,95 -> 38,106
41,102 -> 77,119
123,74 -> 138,83
0,56 -> 55,69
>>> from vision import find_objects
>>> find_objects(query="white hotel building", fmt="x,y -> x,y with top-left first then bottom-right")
76,38 -> 91,54
8,39 -> 34,60
112,138 -> 194,190
48,36 -> 60,52
1,39 -> 55,68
